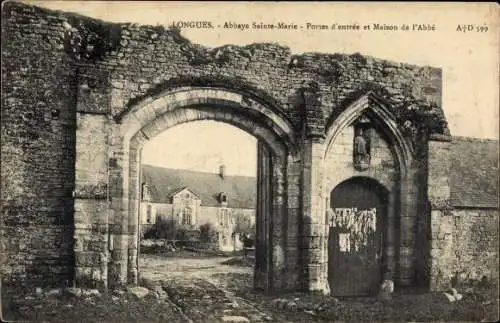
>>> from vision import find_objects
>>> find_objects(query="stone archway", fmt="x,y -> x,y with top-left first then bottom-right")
74,87 -> 301,291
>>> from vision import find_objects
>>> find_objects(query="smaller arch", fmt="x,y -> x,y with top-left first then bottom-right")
332,174 -> 393,195
331,176 -> 390,203
324,91 -> 413,174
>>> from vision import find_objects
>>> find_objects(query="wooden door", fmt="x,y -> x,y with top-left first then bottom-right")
328,177 -> 387,296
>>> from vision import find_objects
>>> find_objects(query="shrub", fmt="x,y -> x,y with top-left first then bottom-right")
199,223 -> 217,243
143,217 -> 178,240
176,227 -> 199,241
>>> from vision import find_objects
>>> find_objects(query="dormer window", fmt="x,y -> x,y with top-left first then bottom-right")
219,192 -> 228,205
141,183 -> 151,201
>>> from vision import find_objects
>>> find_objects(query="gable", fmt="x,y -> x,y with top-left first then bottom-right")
171,187 -> 200,200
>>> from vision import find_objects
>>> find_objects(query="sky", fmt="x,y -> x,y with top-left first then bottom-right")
19,1 -> 499,175
142,121 -> 257,177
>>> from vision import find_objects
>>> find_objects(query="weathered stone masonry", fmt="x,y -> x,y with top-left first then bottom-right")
1,1 -> 498,296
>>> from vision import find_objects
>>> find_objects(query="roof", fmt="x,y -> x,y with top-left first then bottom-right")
448,137 -> 499,208
141,164 -> 256,209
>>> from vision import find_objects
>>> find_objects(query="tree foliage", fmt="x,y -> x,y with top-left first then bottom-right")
143,217 -> 178,240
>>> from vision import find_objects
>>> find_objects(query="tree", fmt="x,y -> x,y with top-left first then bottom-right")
143,217 -> 178,240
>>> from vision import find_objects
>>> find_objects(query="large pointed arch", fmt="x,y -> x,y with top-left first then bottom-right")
322,90 -> 419,289
323,91 -> 413,174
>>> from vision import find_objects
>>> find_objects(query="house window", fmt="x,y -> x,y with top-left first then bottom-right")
220,209 -> 231,227
220,208 -> 230,227
146,205 -> 152,224
182,207 -> 193,225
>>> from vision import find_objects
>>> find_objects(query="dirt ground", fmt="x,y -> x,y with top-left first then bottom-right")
139,254 -> 252,282
139,253 -> 499,322
3,252 -> 499,322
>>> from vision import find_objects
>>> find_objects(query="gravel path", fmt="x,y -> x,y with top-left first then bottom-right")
139,254 -> 278,323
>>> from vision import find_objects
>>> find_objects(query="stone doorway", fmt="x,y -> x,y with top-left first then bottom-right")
328,177 -> 388,296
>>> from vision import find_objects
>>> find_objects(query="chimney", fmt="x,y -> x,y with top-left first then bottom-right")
219,165 -> 225,179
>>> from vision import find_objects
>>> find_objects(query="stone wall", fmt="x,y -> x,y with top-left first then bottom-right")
2,1 -> 448,293
427,139 -> 499,290
429,209 -> 499,291
1,2 -> 77,290
452,209 -> 498,284
324,125 -> 398,193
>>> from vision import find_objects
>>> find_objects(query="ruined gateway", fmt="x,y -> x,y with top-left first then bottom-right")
1,2 -> 498,297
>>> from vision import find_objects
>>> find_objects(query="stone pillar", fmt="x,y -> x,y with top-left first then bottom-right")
127,146 -> 141,285
385,189 -> 396,274
284,153 -> 302,290
301,138 -> 329,294
74,113 -> 110,290
270,155 -> 287,290
397,170 -> 418,286
254,140 -> 272,291
426,138 -> 454,291
107,130 -> 130,289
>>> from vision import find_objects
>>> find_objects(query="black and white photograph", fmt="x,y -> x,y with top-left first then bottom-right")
1,1 -> 498,322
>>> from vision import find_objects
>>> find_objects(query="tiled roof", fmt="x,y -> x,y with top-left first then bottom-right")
141,164 -> 256,209
448,137 -> 499,208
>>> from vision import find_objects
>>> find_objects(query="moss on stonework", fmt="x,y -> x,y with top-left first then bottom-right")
62,16 -> 122,62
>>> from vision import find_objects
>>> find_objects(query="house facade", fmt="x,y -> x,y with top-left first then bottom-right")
139,165 -> 256,251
